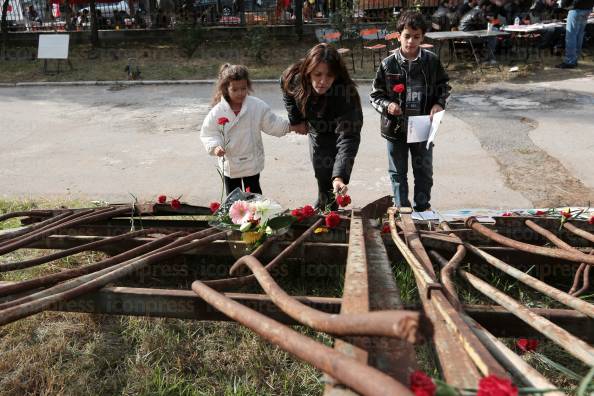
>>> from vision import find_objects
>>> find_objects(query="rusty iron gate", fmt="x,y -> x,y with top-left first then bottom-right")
0,197 -> 592,395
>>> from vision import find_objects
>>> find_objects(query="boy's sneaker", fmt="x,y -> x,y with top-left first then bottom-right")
555,62 -> 577,69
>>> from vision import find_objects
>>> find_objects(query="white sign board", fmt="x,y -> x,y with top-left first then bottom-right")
38,34 -> 70,60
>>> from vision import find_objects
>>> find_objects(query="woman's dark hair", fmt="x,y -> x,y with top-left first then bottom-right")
396,10 -> 428,33
282,43 -> 359,116
212,63 -> 253,106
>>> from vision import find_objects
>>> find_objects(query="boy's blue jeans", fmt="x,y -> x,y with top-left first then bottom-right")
564,9 -> 590,66
387,139 -> 433,211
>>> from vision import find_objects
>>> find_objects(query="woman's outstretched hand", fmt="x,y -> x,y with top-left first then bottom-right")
332,177 -> 348,195
291,123 -> 309,135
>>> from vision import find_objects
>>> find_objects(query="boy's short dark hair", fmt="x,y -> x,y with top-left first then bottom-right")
396,10 -> 428,34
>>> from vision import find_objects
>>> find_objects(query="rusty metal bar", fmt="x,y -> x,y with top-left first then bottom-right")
563,221 -> 594,244
0,229 -> 228,326
191,280 -> 414,396
0,210 -> 55,223
391,209 -> 509,383
205,218 -> 324,290
463,243 -> 594,319
0,206 -> 131,256
0,210 -> 74,242
0,231 -> 184,303
460,312 -> 566,395
0,228 -> 159,273
436,222 -> 464,310
459,269 -> 594,366
230,254 -> 430,342
466,217 -> 594,266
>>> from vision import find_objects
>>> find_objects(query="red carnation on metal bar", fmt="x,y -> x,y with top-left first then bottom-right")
561,210 -> 571,219
502,212 -> 512,217
291,208 -> 304,222
393,83 -> 405,94
325,211 -> 341,228
157,195 -> 167,204
170,199 -> 181,209
301,205 -> 315,218
381,223 -> 391,234
209,201 -> 221,214
477,375 -> 518,396
409,370 -> 436,396
535,210 -> 546,216
589,215 -> 594,225
217,117 -> 230,125
336,194 -> 352,208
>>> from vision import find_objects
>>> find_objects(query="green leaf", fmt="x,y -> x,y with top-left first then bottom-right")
436,382 -> 461,396
577,366 -> 594,396
267,215 -> 296,230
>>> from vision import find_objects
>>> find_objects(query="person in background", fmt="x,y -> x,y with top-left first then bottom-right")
556,0 -> 594,68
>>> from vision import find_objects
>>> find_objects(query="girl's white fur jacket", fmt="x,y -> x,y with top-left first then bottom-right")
200,96 -> 290,179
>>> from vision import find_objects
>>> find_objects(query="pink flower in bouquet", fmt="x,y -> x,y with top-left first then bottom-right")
209,201 -> 221,214
157,195 -> 167,204
229,200 -> 253,224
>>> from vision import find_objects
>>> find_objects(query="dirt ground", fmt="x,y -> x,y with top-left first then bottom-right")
1,74 -> 593,210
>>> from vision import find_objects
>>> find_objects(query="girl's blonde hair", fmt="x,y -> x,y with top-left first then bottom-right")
211,63 -> 252,106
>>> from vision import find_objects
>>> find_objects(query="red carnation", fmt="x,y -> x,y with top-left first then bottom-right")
589,215 -> 594,225
302,205 -> 316,218
209,201 -> 221,214
502,212 -> 512,217
535,210 -> 546,216
217,117 -> 230,125
381,223 -> 391,234
291,208 -> 304,222
325,211 -> 341,228
393,83 -> 405,94
157,195 -> 167,204
336,194 -> 352,208
171,199 -> 181,209
477,375 -> 518,396
561,210 -> 571,219
409,371 -> 436,396
516,338 -> 538,353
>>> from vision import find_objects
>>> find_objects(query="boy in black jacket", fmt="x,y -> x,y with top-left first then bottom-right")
370,11 -> 450,211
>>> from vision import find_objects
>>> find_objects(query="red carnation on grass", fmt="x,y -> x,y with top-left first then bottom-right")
302,205 -> 316,218
409,371 -> 436,396
502,212 -> 512,217
381,223 -> 391,234
217,117 -> 230,125
393,83 -> 405,94
336,194 -> 352,208
209,201 -> 221,214
325,211 -> 341,228
535,210 -> 546,216
170,199 -> 181,209
589,215 -> 594,225
516,338 -> 539,354
157,195 -> 167,204
477,375 -> 518,396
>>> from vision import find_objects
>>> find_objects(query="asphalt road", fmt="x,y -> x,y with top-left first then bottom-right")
1,77 -> 593,210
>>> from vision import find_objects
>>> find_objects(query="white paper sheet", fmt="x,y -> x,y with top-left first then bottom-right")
407,110 -> 446,147
427,110 -> 445,149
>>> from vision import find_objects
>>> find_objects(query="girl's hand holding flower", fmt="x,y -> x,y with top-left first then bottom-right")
214,146 -> 226,157
387,102 -> 402,116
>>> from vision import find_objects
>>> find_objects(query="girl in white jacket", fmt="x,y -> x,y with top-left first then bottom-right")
200,64 -> 304,195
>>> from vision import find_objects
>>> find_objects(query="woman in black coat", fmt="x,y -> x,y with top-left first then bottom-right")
281,43 -> 363,210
